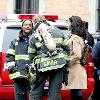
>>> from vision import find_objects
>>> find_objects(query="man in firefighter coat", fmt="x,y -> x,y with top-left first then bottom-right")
6,19 -> 33,100
28,15 -> 70,100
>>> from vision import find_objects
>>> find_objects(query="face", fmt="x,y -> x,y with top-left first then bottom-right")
22,20 -> 33,35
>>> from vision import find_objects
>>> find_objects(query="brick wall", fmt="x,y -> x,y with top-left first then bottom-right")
0,0 -> 7,16
0,0 -> 89,21
44,0 -> 89,21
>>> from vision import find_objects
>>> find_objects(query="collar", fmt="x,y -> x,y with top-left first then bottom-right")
17,31 -> 30,41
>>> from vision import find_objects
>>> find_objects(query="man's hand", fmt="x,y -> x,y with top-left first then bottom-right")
27,72 -> 36,84
26,64 -> 37,84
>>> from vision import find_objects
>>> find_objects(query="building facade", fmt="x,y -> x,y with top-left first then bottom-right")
44,0 -> 89,21
88,0 -> 100,39
0,0 -> 89,20
0,0 -> 7,18
1,0 -> 98,38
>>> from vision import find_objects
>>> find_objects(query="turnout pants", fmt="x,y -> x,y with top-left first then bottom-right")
14,78 -> 30,100
30,68 -> 63,100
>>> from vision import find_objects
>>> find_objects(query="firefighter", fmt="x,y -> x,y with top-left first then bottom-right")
28,14 -> 70,100
6,19 -> 33,100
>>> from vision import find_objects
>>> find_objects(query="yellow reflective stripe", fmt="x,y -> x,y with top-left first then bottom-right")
35,42 -> 43,48
9,72 -> 26,79
15,55 -> 29,60
28,47 -> 36,53
35,53 -> 67,64
6,61 -> 15,67
53,38 -> 68,45
40,53 -> 65,62
7,49 -> 15,55
62,39 -> 68,45
53,38 -> 63,44
65,55 -> 70,60
40,64 -> 65,72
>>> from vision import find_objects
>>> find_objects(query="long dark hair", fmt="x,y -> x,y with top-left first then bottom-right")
69,16 -> 86,40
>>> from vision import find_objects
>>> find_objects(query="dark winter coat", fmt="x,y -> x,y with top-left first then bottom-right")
6,32 -> 30,79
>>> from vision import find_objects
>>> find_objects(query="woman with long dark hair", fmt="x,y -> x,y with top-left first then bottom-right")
67,16 -> 87,100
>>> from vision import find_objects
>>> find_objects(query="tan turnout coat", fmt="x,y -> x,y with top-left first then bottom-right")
66,34 -> 87,89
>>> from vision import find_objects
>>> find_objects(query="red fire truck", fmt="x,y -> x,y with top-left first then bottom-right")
0,14 -> 94,100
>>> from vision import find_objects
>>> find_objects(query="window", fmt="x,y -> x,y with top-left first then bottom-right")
97,0 -> 100,31
2,27 -> 21,52
14,0 -> 39,14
